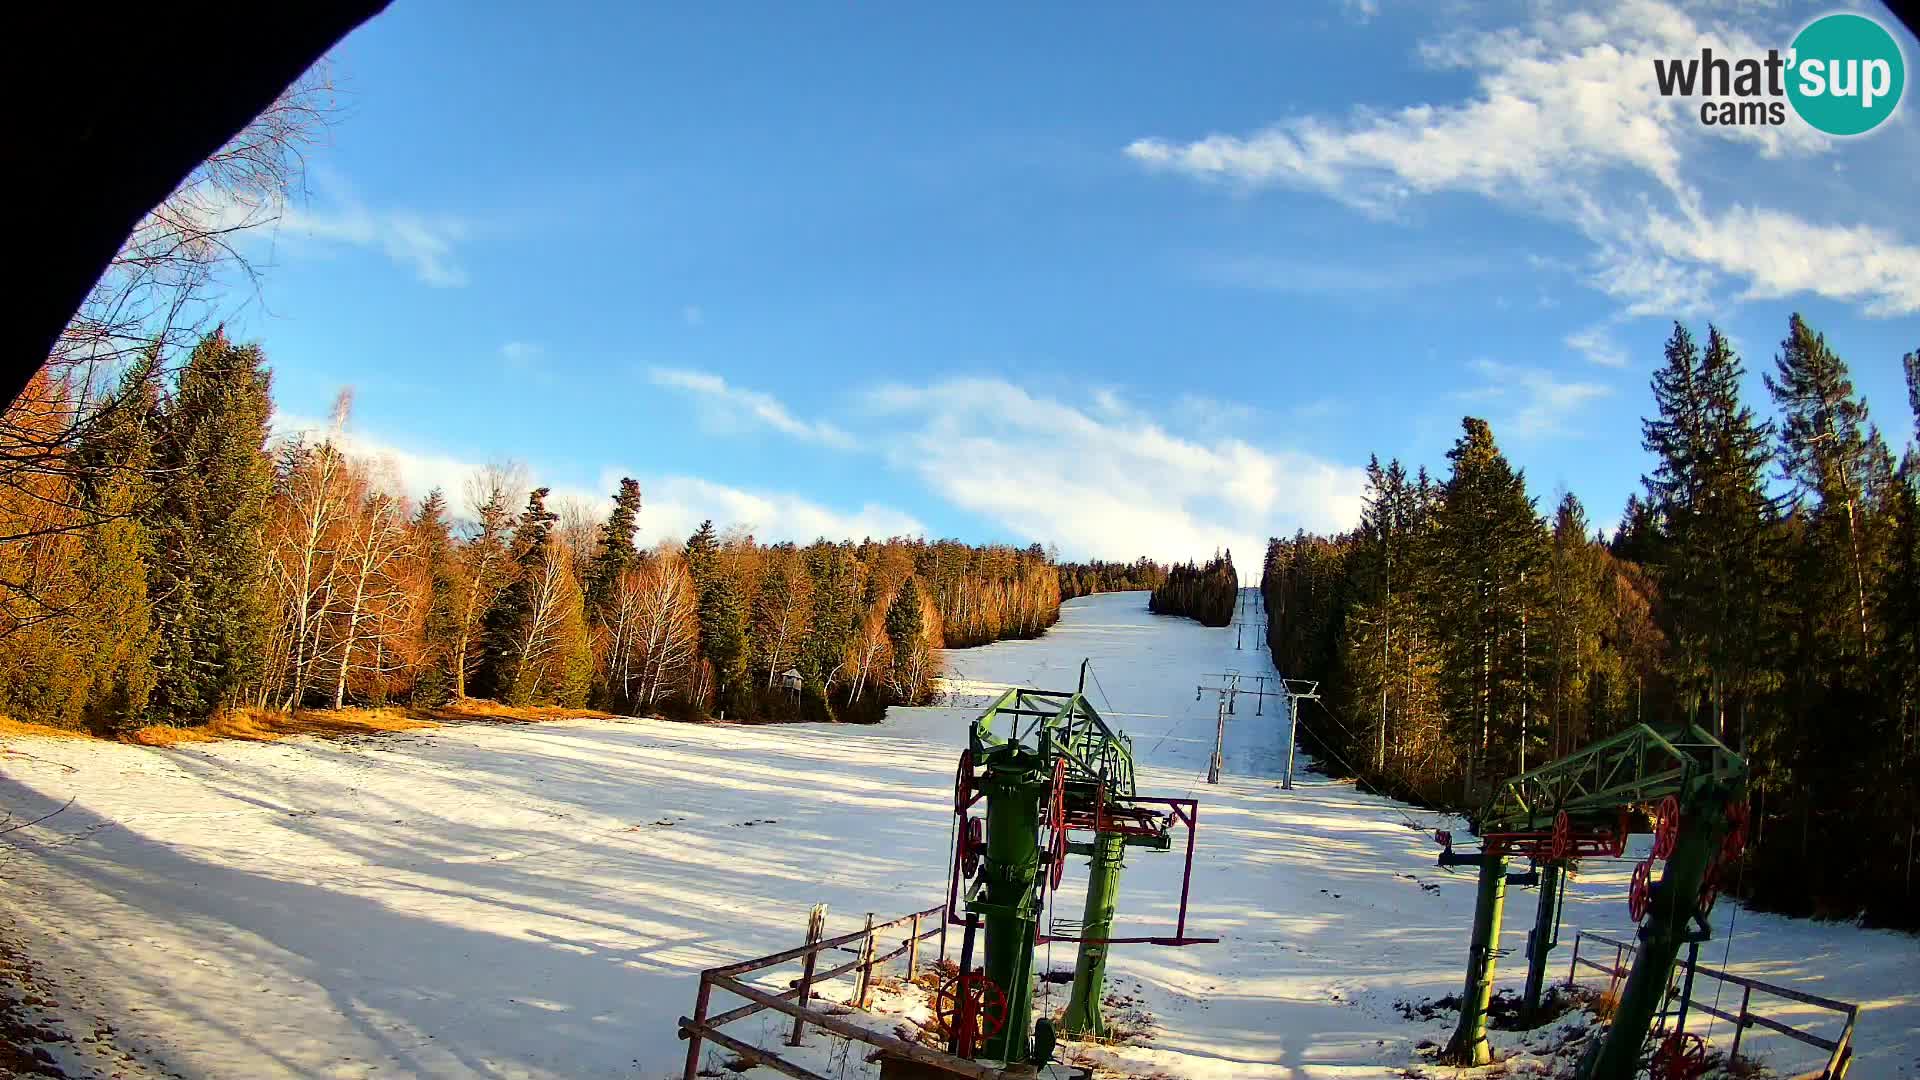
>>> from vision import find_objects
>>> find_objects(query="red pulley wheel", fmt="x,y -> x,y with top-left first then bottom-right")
1652,795 -> 1681,860
1551,810 -> 1572,861
1629,858 -> 1654,922
1697,861 -> 1721,917
954,749 -> 974,815
1651,1030 -> 1708,1080
1049,813 -> 1069,889
935,972 -> 1009,1057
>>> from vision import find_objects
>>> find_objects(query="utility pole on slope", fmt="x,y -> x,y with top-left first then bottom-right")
1195,672 -> 1287,783
1234,587 -> 1268,652
1279,679 -> 1321,792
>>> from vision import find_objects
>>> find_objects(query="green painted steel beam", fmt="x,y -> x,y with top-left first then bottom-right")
1578,788 -> 1741,1080
1445,852 -> 1511,1065
976,748 -> 1046,1064
1061,831 -> 1127,1038
1480,723 -> 1745,832
1521,862 -> 1565,1022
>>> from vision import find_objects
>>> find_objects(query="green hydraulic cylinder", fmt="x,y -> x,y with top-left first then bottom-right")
1445,851 -> 1511,1066
1061,830 -> 1126,1038
1521,861 -> 1565,1022
1580,798 -> 1729,1080
975,749 -> 1046,1064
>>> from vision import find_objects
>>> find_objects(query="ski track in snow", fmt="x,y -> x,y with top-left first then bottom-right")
0,592 -> 1913,1079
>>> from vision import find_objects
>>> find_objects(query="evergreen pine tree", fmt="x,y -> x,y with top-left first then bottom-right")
1428,417 -> 1546,785
1766,314 -> 1883,663
702,574 -> 749,717
684,519 -> 719,586
78,354 -> 161,731
476,487 -> 557,699
584,477 -> 642,615
884,576 -> 930,703
145,330 -> 275,724
412,490 -> 460,706
1641,323 -> 1777,738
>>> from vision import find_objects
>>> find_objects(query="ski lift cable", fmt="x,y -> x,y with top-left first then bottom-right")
1294,696 -> 1434,837
1703,851 -> 1747,1046
1305,693 -> 1448,820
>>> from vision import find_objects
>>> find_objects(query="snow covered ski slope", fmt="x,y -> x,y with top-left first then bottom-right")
1,591 -> 1915,1078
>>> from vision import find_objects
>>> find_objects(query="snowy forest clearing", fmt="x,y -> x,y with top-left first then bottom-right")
1,592 -> 1915,1079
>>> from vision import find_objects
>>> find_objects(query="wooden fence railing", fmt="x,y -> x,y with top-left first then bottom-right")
677,901 -> 1025,1080
1566,930 -> 1857,1079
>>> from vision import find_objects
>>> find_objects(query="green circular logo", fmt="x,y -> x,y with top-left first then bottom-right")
1787,13 -> 1905,136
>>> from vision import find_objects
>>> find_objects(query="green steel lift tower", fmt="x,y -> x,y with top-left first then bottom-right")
942,662 -> 1213,1065
1434,722 -> 1748,1079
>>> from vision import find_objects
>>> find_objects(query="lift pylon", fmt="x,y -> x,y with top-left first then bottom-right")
946,661 -> 1215,1065
1434,722 -> 1746,1078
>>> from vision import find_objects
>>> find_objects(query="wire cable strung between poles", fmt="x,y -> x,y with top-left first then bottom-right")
1295,696 -> 1442,838
1703,849 -> 1747,1049
1306,694 -> 1444,815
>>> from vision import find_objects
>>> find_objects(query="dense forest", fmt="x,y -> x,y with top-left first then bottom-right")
1149,553 -> 1239,626
1262,315 -> 1920,928
0,332 -> 1073,733
1057,557 -> 1169,600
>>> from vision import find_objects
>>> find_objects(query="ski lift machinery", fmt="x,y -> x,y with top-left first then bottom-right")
1433,722 -> 1750,1080
941,660 -> 1216,1066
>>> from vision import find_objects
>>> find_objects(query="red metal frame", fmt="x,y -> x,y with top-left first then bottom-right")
944,792 -> 1216,945
1034,797 -> 1217,947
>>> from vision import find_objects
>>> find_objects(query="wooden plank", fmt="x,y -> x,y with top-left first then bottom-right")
680,1020 -> 833,1080
1691,1002 -> 1741,1026
1582,931 -> 1636,953
705,983 -> 801,1032
710,975 -> 1012,1080
1745,1010 -> 1839,1052
1691,967 -> 1858,1013
709,905 -> 943,978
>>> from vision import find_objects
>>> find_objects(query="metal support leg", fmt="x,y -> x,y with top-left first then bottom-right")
1673,940 -> 1700,1034
1283,698 -> 1299,791
1522,861 -> 1564,1022
1061,830 -> 1126,1038
949,916 -> 979,1057
1581,796 -> 1731,1080
978,752 -> 1043,1063
1446,851 -> 1511,1065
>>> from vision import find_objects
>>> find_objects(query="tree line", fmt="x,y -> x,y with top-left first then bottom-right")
1057,558 -> 1170,600
1149,553 -> 1239,627
0,331 -> 1074,734
1261,314 -> 1919,928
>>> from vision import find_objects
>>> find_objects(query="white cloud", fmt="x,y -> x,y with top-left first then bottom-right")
1564,323 -> 1629,368
633,475 -> 923,546
1127,0 -> 1920,317
648,367 -> 856,449
1644,203 -> 1920,317
1463,359 -> 1613,437
272,413 -> 491,505
281,199 -> 470,288
865,378 -> 1365,573
272,412 -> 921,545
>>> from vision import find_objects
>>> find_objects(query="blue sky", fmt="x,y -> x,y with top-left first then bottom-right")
226,0 -> 1920,568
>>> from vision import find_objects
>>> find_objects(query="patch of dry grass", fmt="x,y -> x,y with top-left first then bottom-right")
125,707 -> 436,747
419,698 -> 616,724
5,698 -> 618,751
0,715 -> 92,741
